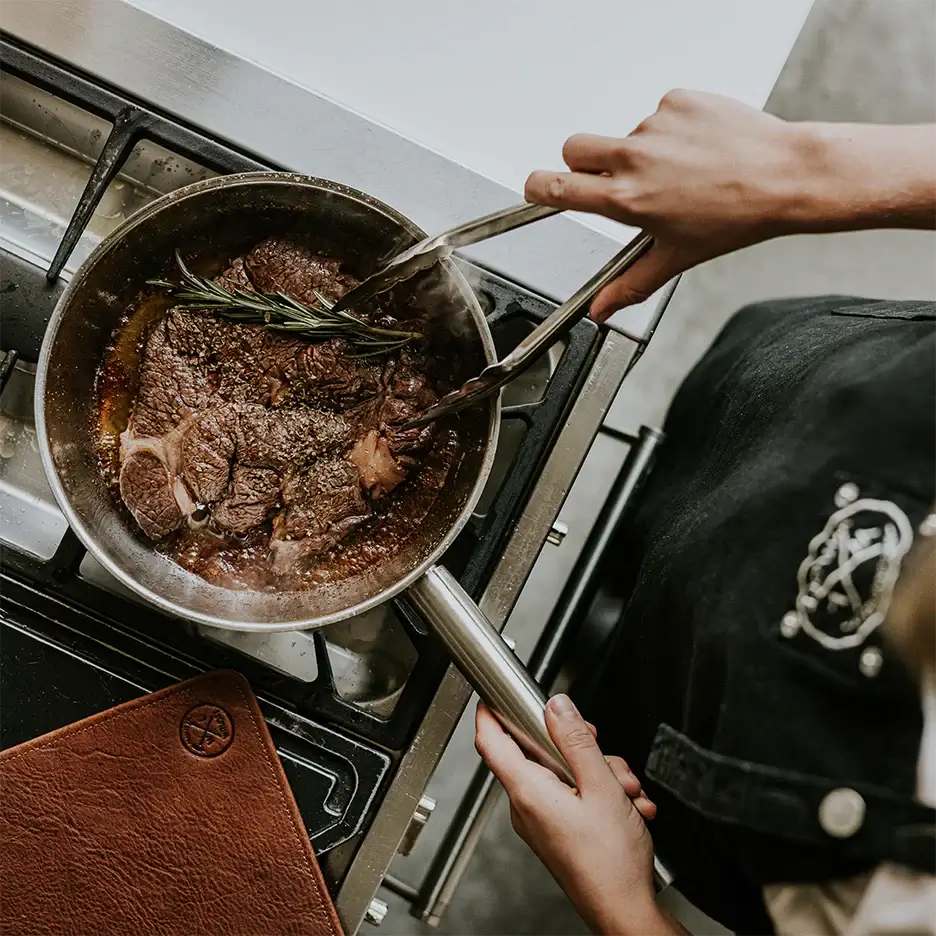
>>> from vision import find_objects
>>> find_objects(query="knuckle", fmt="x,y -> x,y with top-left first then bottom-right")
618,282 -> 653,305
613,137 -> 636,160
562,726 -> 597,751
601,275 -> 654,312
628,118 -> 653,138
621,287 -> 653,307
603,179 -> 631,211
543,174 -> 568,202
620,137 -> 646,162
660,87 -> 695,110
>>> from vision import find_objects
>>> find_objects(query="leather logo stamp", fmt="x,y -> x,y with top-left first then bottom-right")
180,704 -> 234,757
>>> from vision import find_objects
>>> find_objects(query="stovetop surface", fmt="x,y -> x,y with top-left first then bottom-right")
0,35 -> 600,892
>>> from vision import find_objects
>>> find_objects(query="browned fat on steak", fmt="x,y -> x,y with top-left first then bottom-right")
115,238 -> 439,580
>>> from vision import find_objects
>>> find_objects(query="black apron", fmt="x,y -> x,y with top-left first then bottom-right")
580,296 -> 936,934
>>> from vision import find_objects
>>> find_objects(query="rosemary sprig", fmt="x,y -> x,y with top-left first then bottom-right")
148,251 -> 418,355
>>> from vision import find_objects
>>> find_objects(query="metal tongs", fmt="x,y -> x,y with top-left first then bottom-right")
331,202 -> 562,314
334,201 -> 653,427
407,229 -> 652,427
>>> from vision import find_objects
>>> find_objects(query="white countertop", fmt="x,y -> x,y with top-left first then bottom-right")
5,0 -> 811,317
128,0 -> 812,247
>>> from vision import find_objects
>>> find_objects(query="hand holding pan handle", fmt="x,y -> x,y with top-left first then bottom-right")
406,233 -> 657,784
408,565 -> 675,893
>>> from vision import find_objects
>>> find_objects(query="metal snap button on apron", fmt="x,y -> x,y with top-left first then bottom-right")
819,787 -> 866,838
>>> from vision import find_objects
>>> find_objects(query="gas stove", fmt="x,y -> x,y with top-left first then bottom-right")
0,34 -> 626,930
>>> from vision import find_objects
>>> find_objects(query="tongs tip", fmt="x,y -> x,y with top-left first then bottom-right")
401,412 -> 434,431
402,383 -> 494,429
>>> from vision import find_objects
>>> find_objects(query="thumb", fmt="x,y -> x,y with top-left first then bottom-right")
545,694 -> 615,795
590,241 -> 687,323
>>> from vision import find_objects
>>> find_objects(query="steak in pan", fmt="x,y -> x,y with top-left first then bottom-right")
101,237 -> 451,590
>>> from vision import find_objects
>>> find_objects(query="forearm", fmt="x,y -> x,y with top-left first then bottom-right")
585,893 -> 688,936
786,123 -> 936,234
593,910 -> 688,936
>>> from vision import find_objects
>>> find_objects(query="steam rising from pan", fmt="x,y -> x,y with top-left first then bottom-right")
406,262 -> 480,341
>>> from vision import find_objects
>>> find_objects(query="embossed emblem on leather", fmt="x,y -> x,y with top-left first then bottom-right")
180,704 -> 234,757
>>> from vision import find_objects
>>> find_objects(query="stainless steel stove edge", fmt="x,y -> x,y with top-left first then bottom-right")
1,0 -> 623,303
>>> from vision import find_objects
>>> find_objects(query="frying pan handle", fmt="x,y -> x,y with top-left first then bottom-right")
408,566 -> 575,787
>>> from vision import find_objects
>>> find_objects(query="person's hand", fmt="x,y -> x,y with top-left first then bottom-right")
526,90 -> 807,321
475,695 -> 681,936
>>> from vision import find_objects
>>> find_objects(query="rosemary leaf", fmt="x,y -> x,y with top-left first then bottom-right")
146,251 -> 419,355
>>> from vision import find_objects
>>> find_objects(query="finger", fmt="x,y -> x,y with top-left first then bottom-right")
475,703 -> 533,795
562,133 -> 621,172
633,795 -> 658,820
590,244 -> 685,322
605,756 -> 642,797
525,170 -> 614,214
604,756 -> 658,819
587,720 -> 598,739
545,694 -> 617,794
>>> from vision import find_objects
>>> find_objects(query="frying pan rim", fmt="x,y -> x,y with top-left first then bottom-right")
35,171 -> 500,631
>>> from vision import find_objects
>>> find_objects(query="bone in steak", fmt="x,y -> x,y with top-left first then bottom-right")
103,237 -> 449,590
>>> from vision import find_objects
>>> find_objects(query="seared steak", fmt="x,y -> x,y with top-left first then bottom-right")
279,459 -> 369,544
119,450 -> 185,541
243,238 -> 358,304
293,341 -> 383,407
105,237 -> 448,590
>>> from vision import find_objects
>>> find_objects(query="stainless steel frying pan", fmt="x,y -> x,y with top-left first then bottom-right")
35,172 -> 572,781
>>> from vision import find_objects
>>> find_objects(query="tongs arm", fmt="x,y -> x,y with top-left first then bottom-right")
418,201 -> 562,253
405,231 -> 654,428
331,202 -> 561,314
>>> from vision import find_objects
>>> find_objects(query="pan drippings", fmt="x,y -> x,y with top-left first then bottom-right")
95,237 -> 460,591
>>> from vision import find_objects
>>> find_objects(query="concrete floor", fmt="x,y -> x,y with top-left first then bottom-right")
379,2 -> 936,934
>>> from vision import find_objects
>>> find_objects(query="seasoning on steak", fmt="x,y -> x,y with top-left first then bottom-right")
243,239 -> 358,303
106,237 -> 451,590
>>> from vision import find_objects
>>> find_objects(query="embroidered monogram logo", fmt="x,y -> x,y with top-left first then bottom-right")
783,484 -> 914,654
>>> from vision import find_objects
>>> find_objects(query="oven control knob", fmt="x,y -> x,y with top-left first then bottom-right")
365,898 -> 389,927
398,794 -> 436,856
547,520 -> 569,546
